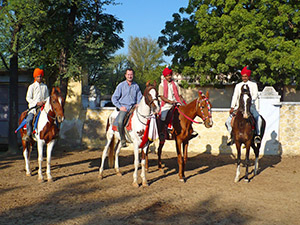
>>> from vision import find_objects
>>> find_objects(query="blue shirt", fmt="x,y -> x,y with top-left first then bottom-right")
111,80 -> 142,111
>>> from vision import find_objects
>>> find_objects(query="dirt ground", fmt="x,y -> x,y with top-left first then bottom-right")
0,145 -> 300,225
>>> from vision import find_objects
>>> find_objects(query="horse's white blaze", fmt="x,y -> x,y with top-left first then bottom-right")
243,94 -> 249,118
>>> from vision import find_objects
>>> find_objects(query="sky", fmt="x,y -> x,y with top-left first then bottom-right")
104,0 -> 189,64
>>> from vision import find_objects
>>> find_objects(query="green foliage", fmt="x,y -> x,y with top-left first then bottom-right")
128,36 -> 165,91
0,0 -> 124,85
158,0 -> 300,88
89,54 -> 130,95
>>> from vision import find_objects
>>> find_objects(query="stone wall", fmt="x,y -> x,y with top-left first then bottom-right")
279,103 -> 300,155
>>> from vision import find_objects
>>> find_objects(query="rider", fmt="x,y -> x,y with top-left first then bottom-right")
158,66 -> 197,140
111,68 -> 142,147
23,67 -> 49,141
225,66 -> 262,145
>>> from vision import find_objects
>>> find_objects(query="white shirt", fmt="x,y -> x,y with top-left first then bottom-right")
26,81 -> 49,113
231,80 -> 258,109
158,80 -> 182,111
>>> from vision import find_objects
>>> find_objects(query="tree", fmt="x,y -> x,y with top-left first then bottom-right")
158,0 -> 300,90
0,0 -> 47,154
89,54 -> 130,95
128,36 -> 165,90
0,0 -> 124,153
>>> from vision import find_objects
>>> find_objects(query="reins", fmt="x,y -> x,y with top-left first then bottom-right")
175,90 -> 211,124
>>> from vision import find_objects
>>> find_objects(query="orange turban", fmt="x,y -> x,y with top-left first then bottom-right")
33,68 -> 44,80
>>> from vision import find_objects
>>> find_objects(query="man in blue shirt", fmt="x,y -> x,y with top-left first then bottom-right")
111,68 -> 142,147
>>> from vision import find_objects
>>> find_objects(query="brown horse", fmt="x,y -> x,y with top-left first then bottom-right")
232,84 -> 266,182
18,87 -> 65,182
156,91 -> 213,181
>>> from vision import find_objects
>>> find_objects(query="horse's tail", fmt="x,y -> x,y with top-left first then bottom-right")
108,135 -> 115,168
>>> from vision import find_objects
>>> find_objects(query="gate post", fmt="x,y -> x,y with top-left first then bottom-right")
258,86 -> 281,155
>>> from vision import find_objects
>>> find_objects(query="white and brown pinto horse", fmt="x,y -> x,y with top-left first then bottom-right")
19,87 -> 64,182
99,81 -> 160,187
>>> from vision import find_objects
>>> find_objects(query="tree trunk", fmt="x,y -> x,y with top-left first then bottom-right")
8,53 -> 19,154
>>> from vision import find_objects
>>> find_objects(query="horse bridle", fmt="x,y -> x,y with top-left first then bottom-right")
136,86 -> 159,125
196,91 -> 212,121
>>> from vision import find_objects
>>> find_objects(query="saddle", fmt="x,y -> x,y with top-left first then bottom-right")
112,106 -> 136,133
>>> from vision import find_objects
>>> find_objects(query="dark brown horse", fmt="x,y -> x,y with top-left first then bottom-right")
18,87 -> 65,182
157,91 -> 213,181
232,84 -> 265,182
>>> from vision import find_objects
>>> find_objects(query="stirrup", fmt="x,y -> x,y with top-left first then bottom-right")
121,140 -> 127,147
227,138 -> 234,146
254,136 -> 261,144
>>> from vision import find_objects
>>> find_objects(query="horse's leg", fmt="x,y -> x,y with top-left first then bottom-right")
37,140 -> 45,182
141,147 -> 148,187
132,143 -> 140,188
156,141 -> 164,172
183,141 -> 188,173
244,142 -> 252,182
99,135 -> 113,179
234,142 -> 241,183
175,138 -> 184,181
46,140 -> 55,182
22,140 -> 32,176
114,141 -> 122,176
252,142 -> 260,176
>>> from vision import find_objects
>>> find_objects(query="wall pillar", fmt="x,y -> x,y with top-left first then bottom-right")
259,86 -> 282,155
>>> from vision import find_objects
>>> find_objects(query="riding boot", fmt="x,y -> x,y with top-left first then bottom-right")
227,132 -> 234,146
189,130 -> 198,140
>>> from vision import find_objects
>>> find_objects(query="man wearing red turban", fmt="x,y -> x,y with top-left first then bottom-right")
23,67 -> 49,141
157,66 -> 197,141
225,66 -> 262,145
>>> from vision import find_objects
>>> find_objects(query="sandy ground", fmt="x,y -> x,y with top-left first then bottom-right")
0,146 -> 300,225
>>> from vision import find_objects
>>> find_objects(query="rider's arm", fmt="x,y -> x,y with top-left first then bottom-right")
26,84 -> 38,108
111,83 -> 123,109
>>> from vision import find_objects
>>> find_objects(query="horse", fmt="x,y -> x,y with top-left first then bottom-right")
156,90 -> 213,182
232,84 -> 266,182
18,87 -> 65,182
99,81 -> 160,187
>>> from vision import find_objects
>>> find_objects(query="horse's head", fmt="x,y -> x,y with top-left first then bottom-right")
196,90 -> 213,128
144,80 -> 160,115
239,84 -> 252,119
50,87 -> 65,123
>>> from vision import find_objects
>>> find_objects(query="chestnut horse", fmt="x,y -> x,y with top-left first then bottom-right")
232,84 -> 265,182
157,91 -> 213,181
18,87 -> 65,182
99,81 -> 160,187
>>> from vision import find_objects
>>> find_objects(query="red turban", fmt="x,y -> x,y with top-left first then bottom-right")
162,67 -> 172,77
33,68 -> 44,79
241,66 -> 251,77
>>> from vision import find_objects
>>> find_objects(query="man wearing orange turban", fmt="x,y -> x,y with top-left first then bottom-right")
23,67 -> 49,141
225,66 -> 262,145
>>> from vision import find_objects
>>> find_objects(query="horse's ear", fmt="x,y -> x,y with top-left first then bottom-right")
51,87 -> 56,95
146,80 -> 150,87
206,90 -> 209,99
153,80 -> 157,87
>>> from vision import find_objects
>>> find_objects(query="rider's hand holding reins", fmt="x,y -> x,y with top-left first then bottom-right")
229,107 -> 234,115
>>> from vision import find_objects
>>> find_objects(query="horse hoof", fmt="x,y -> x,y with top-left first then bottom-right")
244,178 -> 249,183
159,168 -> 165,174
142,181 -> 149,187
47,178 -> 53,183
132,182 -> 139,188
98,174 -> 103,179
38,178 -> 44,183
179,178 -> 185,182
116,172 -> 122,177
26,172 -> 32,177
234,178 -> 239,183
